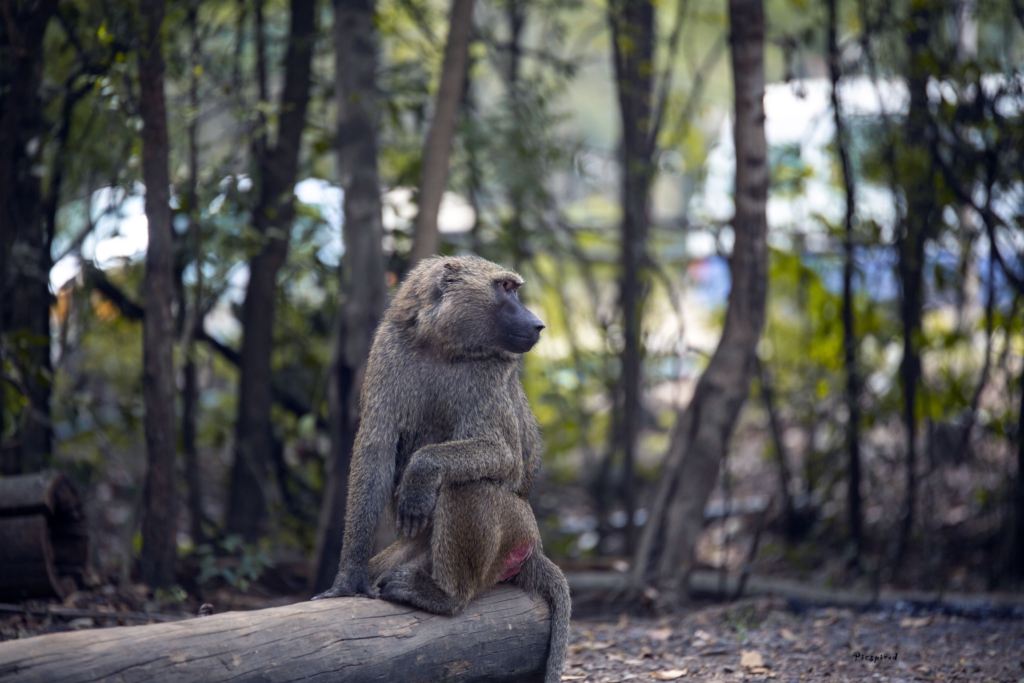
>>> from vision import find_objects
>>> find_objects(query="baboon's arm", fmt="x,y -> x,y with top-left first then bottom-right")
314,413 -> 399,598
410,437 -> 519,484
395,436 -> 518,537
518,419 -> 543,497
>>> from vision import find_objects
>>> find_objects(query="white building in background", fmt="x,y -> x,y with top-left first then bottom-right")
697,75 -> 1022,255
694,76 -> 909,256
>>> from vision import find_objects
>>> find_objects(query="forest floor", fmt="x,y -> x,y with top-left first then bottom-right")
565,597 -> 1024,683
3,586 -> 1023,682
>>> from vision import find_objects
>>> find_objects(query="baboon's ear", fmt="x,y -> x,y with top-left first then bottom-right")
439,260 -> 461,290
428,260 -> 456,301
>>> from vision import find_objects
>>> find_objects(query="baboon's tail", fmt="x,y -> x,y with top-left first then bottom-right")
517,552 -> 571,683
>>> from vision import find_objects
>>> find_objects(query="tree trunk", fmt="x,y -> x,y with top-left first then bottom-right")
756,359 -> 795,538
408,0 -> 475,267
0,586 -> 551,683
4,192 -> 52,476
501,0 -> 527,261
0,0 -> 58,476
606,0 -> 655,549
1014,365 -> 1024,579
310,0 -> 389,594
894,4 -> 935,568
630,0 -> 768,594
137,0 -> 179,589
225,0 -> 316,542
179,0 -> 207,547
827,0 -> 862,560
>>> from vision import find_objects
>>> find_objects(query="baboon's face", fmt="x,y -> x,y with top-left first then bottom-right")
492,278 -> 545,354
396,256 -> 546,358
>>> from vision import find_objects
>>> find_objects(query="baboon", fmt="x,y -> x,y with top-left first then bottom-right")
313,255 -> 570,683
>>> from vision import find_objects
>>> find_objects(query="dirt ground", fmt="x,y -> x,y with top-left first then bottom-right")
564,598 -> 1024,683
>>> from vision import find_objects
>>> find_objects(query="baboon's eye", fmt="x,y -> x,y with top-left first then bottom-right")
498,280 -> 520,293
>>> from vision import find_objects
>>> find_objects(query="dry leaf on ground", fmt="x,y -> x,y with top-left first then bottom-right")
692,628 -> 713,643
648,627 -> 672,641
568,640 -> 616,654
900,617 -> 932,628
651,669 -> 688,680
741,650 -> 765,668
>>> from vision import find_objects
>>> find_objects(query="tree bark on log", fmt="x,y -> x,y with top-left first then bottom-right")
0,586 -> 550,683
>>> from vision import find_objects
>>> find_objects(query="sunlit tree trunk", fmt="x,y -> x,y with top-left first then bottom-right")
225,0 -> 316,542
0,0 -> 58,475
138,0 -> 178,588
310,0 -> 389,593
631,0 -> 767,595
606,0 -> 655,549
408,0 -> 475,267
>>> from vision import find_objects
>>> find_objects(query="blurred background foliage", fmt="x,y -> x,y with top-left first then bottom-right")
1,0 -> 1023,600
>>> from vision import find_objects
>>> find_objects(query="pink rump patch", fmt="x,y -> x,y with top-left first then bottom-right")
499,543 -> 534,582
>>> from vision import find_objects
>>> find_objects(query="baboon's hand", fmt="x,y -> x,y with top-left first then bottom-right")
310,569 -> 377,600
396,467 -> 441,538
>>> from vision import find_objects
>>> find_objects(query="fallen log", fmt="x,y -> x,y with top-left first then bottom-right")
0,585 -> 550,683
566,570 -> 1024,612
0,472 -> 88,600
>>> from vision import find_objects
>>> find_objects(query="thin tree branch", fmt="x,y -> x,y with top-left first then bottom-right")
82,265 -> 326,425
646,0 -> 689,156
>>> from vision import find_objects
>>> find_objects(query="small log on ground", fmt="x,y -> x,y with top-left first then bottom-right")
0,472 -> 88,600
566,570 -> 1024,612
0,585 -> 551,683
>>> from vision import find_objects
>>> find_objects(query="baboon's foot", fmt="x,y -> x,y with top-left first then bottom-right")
378,565 -> 418,603
311,572 -> 378,600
